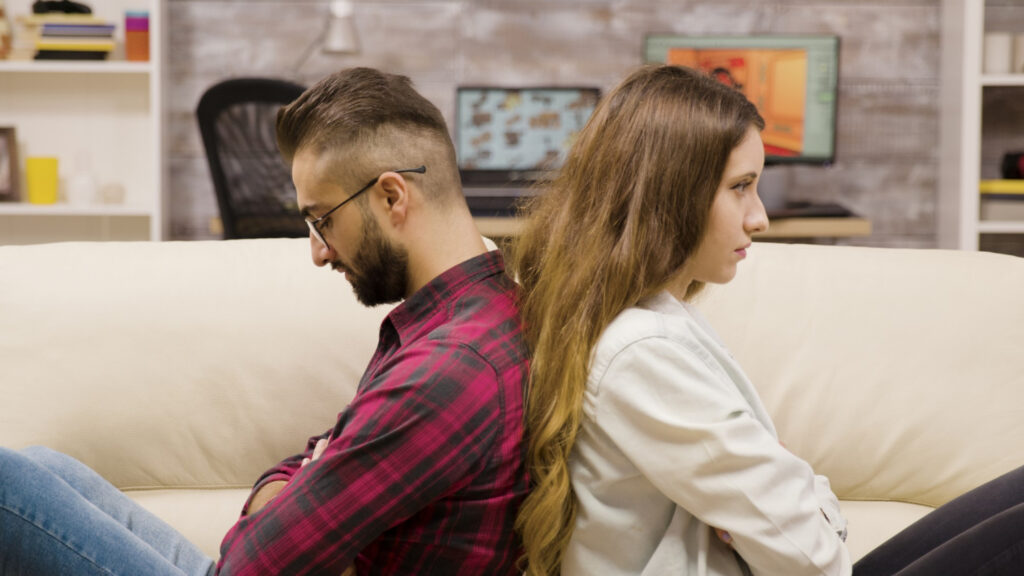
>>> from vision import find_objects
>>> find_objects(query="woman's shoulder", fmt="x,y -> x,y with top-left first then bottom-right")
595,291 -> 709,363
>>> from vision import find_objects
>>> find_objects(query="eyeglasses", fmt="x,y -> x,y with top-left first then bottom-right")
305,165 -> 426,250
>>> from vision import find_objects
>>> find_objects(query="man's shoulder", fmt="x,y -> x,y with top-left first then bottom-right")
441,269 -> 522,336
425,271 -> 527,373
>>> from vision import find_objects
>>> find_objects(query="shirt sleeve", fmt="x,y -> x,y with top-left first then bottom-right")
239,430 -> 331,516
593,336 -> 851,576
216,340 -> 503,575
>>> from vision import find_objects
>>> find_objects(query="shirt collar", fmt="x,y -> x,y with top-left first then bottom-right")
384,250 -> 507,345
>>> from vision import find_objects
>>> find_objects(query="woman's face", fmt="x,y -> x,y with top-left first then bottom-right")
675,126 -> 769,292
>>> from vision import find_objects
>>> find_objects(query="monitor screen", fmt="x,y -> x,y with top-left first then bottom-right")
455,86 -> 601,187
645,35 -> 839,165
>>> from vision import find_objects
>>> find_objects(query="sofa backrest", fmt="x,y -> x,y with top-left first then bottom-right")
1,239 -> 388,491
697,242 -> 1024,508
4,239 -> 1023,511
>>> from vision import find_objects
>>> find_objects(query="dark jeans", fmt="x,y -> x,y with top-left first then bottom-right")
854,464 -> 1024,576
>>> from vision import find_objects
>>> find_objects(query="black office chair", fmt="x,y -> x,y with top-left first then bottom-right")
196,77 -> 308,239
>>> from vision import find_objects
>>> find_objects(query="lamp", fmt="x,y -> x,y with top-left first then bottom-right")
323,0 -> 359,54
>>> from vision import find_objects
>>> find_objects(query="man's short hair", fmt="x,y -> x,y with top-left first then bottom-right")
276,67 -> 461,201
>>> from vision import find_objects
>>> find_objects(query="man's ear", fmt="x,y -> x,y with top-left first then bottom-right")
375,171 -> 409,226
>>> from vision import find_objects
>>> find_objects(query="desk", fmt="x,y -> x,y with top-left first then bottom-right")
758,217 -> 872,239
474,216 -> 872,240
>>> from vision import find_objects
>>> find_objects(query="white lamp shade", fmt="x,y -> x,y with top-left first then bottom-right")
324,1 -> 359,54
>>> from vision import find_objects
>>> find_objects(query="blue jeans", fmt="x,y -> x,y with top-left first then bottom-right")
0,446 -> 215,576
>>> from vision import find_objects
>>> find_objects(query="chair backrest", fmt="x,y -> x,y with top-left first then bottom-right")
196,78 -> 308,239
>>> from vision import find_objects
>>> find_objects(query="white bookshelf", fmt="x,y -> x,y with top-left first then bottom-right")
0,60 -> 153,73
0,203 -> 152,216
0,0 -> 164,245
940,0 -> 1024,250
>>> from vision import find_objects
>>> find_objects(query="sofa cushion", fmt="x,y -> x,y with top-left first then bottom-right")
698,243 -> 1024,509
1,239 -> 388,491
838,499 -> 932,562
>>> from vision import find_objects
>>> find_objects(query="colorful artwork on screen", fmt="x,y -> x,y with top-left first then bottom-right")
667,48 -> 808,157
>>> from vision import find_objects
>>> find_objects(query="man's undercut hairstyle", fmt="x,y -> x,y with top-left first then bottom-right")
276,67 -> 460,200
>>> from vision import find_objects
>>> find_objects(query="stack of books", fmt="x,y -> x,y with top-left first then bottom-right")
13,13 -> 115,61
979,179 -> 1024,221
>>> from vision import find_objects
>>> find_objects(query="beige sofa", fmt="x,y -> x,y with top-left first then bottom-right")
3,238 -> 1024,563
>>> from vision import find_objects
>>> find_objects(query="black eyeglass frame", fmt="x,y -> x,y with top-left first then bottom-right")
305,165 -> 427,249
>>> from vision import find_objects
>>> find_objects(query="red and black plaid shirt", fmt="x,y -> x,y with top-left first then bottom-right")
217,251 -> 529,575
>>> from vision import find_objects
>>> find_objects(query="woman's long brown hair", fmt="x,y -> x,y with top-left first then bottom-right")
509,65 -> 763,575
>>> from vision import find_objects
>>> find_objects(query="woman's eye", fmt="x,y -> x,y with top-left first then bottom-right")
732,181 -> 752,193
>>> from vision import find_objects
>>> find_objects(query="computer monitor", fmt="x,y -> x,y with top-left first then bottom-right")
455,86 -> 601,188
645,34 -> 840,166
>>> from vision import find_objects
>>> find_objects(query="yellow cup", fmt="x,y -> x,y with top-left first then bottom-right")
26,157 -> 59,204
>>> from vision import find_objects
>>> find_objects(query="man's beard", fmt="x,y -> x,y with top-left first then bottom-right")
345,212 -> 410,307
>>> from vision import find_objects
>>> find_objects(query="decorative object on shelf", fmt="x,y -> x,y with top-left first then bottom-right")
65,150 -> 96,205
96,182 -> 124,205
1003,152 -> 1024,179
0,0 -> 12,59
124,10 -> 147,61
1015,34 -> 1024,74
0,126 -> 19,202
983,32 -> 1013,74
31,0 -> 91,15
25,156 -> 58,205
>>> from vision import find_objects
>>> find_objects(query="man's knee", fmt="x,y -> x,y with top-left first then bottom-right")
1,446 -> 75,486
0,446 -> 39,491
20,445 -> 65,466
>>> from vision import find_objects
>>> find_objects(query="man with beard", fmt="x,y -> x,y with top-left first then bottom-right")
216,67 -> 531,574
0,68 -> 529,576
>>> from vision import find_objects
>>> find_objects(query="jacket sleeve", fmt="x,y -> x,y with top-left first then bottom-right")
592,336 -> 852,576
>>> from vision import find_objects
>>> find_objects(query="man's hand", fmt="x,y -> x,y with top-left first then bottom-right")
302,438 -> 329,468
247,438 -> 330,516
246,480 -> 287,516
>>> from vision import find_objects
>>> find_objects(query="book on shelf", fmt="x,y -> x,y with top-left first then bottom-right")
35,49 -> 108,60
979,179 -> 1024,196
18,13 -> 112,26
36,38 -> 114,51
41,23 -> 116,37
981,197 -> 1024,221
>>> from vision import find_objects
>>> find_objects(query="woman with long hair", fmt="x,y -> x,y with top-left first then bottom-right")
511,64 -> 1024,576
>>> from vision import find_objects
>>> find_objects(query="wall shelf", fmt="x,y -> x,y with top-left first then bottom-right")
0,0 -> 165,245
978,221 -> 1024,234
0,61 -> 153,74
980,73 -> 1024,87
0,204 -> 152,217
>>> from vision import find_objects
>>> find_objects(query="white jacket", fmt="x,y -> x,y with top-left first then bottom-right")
563,291 -> 851,576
